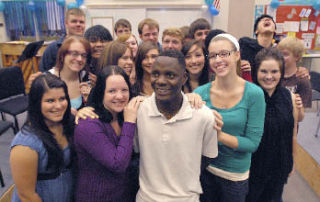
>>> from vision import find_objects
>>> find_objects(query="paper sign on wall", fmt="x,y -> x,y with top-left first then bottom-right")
283,21 -> 300,32
315,35 -> 320,49
301,33 -> 315,39
310,21 -> 316,31
305,9 -> 312,18
299,8 -> 306,18
276,23 -> 284,33
304,38 -> 312,49
300,20 -> 308,31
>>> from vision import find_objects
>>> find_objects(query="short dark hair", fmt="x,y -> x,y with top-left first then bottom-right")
115,18 -> 132,33
254,47 -> 284,85
182,40 -> 209,92
189,18 -> 211,39
157,50 -> 186,70
204,29 -> 225,51
254,14 -> 276,36
25,73 -> 73,170
84,25 -> 113,42
88,65 -> 131,125
180,26 -> 192,41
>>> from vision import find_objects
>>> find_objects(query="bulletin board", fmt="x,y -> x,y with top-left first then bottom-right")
255,5 -> 320,50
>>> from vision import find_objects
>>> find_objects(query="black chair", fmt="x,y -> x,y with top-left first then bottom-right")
0,66 -> 28,133
0,120 -> 14,187
310,71 -> 320,137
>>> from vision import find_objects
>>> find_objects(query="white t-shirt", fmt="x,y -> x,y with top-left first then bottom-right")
135,93 -> 218,202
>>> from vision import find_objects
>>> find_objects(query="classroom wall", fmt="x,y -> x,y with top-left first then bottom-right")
0,0 -> 257,42
227,0 -> 255,39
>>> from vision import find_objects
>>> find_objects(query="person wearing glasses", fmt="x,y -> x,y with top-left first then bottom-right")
48,36 -> 91,115
194,33 -> 266,202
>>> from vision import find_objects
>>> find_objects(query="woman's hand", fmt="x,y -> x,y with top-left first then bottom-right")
80,82 -> 92,102
295,93 -> 303,109
27,72 -> 43,89
240,60 -> 251,72
75,107 -> 99,124
89,72 -> 97,87
186,93 -> 205,109
296,67 -> 310,80
124,96 -> 145,123
212,110 -> 223,134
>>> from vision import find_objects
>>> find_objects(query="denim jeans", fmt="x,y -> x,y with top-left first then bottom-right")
200,169 -> 249,202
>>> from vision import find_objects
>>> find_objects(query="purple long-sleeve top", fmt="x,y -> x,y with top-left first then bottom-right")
74,118 -> 136,202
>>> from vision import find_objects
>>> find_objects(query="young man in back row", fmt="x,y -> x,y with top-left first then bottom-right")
39,8 -> 86,72
135,50 -> 218,202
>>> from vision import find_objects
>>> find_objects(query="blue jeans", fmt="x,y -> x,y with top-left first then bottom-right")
200,169 -> 249,202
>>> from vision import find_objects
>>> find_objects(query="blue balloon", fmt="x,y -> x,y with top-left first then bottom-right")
67,2 -> 78,9
76,0 -> 83,6
313,0 -> 320,11
0,2 -> 5,12
27,1 -> 36,12
57,0 -> 65,7
270,0 -> 280,9
209,5 -> 219,16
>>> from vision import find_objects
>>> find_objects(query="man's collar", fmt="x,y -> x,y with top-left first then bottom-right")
148,92 -> 193,122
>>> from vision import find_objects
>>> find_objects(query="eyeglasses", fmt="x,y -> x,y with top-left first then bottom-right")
67,51 -> 88,58
208,50 -> 234,60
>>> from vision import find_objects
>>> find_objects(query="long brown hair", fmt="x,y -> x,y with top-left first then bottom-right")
98,41 -> 129,73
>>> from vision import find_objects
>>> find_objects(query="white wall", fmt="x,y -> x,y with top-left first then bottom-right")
0,0 -> 258,42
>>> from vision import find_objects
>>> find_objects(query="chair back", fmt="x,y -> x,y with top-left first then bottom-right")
0,66 -> 25,100
311,71 -> 320,92
0,184 -> 15,202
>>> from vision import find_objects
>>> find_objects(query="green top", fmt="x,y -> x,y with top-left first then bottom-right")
194,81 -> 266,173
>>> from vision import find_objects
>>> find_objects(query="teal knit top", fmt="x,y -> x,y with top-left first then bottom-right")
194,81 -> 266,173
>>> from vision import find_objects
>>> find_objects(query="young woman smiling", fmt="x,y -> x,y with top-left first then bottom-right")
49,36 -> 91,115
10,74 -> 74,202
98,41 -> 135,83
133,41 -> 160,96
194,33 -> 266,202
182,40 -> 209,93
246,48 -> 298,202
74,65 -> 143,202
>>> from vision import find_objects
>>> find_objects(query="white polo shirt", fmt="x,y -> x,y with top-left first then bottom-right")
135,92 -> 218,202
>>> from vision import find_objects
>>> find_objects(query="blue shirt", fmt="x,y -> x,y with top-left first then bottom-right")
11,128 -> 73,202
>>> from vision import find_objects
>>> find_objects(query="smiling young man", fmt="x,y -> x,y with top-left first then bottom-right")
138,18 -> 160,45
39,8 -> 86,72
162,28 -> 183,51
135,50 -> 218,202
190,18 -> 211,45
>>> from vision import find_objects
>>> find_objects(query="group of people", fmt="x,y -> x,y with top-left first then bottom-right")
9,7 -> 313,202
